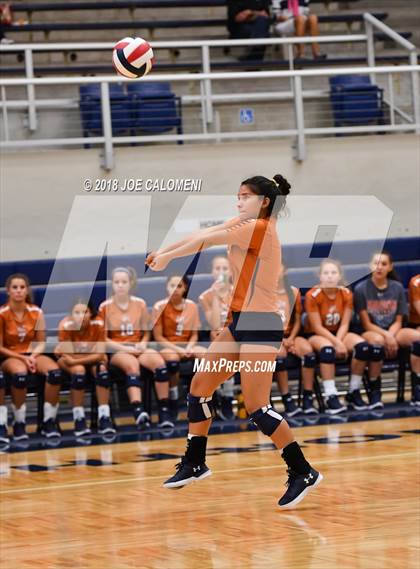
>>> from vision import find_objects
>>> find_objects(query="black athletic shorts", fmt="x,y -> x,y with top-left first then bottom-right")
228,311 -> 284,348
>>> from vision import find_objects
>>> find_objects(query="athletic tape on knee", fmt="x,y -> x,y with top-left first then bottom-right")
275,357 -> 286,372
303,353 -> 316,368
126,374 -> 141,388
70,374 -> 86,390
370,344 -> 385,362
0,372 -> 6,390
319,346 -> 336,364
249,404 -> 283,436
11,373 -> 27,389
353,341 -> 370,362
411,341 -> 420,357
166,360 -> 179,374
187,393 -> 215,422
47,369 -> 63,386
96,370 -> 111,388
154,366 -> 169,382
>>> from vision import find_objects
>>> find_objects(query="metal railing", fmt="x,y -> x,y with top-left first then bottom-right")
0,14 -> 418,167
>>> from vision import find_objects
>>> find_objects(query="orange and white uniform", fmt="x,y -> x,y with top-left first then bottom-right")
152,299 -> 200,343
198,286 -> 233,332
224,216 -> 282,313
304,286 -> 353,334
408,274 -> 420,326
58,316 -> 105,355
0,303 -> 44,353
98,296 -> 149,343
276,286 -> 302,338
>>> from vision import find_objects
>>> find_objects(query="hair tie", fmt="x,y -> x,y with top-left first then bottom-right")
271,178 -> 279,187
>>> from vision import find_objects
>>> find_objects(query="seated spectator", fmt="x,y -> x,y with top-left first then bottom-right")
305,260 -> 371,415
0,3 -> 14,45
227,0 -> 271,61
55,299 -> 115,438
354,253 -> 420,408
152,275 -> 207,421
273,264 -> 318,417
271,0 -> 326,59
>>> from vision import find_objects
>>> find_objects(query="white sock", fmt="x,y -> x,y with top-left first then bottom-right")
12,404 -> 26,423
323,380 -> 337,397
170,386 -> 179,400
221,377 -> 235,398
0,405 -> 8,426
98,404 -> 110,419
72,406 -> 85,421
349,375 -> 363,392
44,402 -> 58,422
188,433 -> 200,440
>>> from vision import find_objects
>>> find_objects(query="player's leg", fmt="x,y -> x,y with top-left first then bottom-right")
294,338 -> 318,414
294,15 -> 307,57
163,326 -> 240,488
308,335 -> 345,414
36,355 -> 64,438
395,327 -> 420,405
343,333 -> 370,410
159,347 -> 181,421
92,359 -> 116,435
1,358 -> 28,441
110,352 -> 148,429
362,331 -> 385,409
0,367 -> 8,444
240,344 -> 323,509
274,344 -> 301,417
58,358 -> 91,436
139,348 -> 174,428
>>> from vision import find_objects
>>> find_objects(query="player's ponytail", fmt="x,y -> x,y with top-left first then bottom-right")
241,174 -> 291,217
5,273 -> 33,304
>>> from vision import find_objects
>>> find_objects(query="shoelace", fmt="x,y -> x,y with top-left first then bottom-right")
285,468 -> 299,487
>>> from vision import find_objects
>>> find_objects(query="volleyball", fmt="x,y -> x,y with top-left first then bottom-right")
112,36 -> 154,78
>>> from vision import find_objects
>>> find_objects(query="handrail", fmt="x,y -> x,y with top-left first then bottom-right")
0,65 -> 418,87
364,13 -> 417,52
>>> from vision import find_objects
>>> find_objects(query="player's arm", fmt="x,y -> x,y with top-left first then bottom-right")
388,314 -> 403,336
152,320 -> 185,355
414,299 -> 420,319
307,311 -> 338,345
335,308 -> 351,341
358,310 -> 387,337
31,313 -> 46,356
0,320 -> 27,360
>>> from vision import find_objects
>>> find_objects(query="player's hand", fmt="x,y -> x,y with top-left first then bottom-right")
62,354 -> 77,366
149,253 -> 170,271
282,337 -> 294,351
384,334 -> 397,358
334,341 -> 347,359
176,346 -> 187,358
236,9 -> 252,22
145,251 -> 157,266
22,354 -> 37,373
185,344 -> 195,358
135,341 -> 147,354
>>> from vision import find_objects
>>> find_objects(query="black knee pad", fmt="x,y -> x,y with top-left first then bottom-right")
166,360 -> 179,374
249,404 -> 284,436
319,346 -> 336,364
275,357 -> 286,372
303,353 -> 316,368
411,341 -> 420,357
47,369 -> 63,386
96,370 -> 111,389
370,344 -> 385,362
353,341 -> 370,362
154,366 -> 169,382
126,374 -> 141,388
187,393 -> 215,422
70,374 -> 86,390
11,373 -> 27,389
0,372 -> 6,390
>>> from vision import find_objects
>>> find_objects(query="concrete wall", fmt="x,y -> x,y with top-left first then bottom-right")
1,133 -> 419,262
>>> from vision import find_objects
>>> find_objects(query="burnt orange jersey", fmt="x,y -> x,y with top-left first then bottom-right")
58,316 -> 105,353
152,298 -> 200,343
98,296 -> 148,343
0,303 -> 44,353
408,274 -> 420,325
276,286 -> 302,337
225,216 -> 282,312
305,286 -> 353,333
198,286 -> 233,331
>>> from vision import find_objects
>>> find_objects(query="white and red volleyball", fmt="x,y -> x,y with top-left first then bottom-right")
112,37 -> 154,78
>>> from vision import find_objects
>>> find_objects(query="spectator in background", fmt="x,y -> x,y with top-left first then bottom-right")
271,0 -> 326,60
0,3 -> 14,45
227,0 -> 271,61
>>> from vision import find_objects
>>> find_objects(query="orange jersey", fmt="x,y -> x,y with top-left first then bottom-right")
198,286 -> 233,331
152,298 -> 200,343
305,286 -> 353,333
58,316 -> 105,353
408,274 -> 420,325
0,303 -> 44,353
98,296 -> 148,343
225,216 -> 282,312
276,286 -> 302,337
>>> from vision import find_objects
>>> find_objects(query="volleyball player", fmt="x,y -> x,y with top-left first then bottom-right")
56,299 -> 115,436
354,253 -> 419,407
152,275 -> 207,421
199,255 -> 236,420
147,175 -> 323,509
408,274 -> 420,404
274,264 -> 318,416
0,274 -> 64,442
98,267 -> 174,430
305,260 -> 370,414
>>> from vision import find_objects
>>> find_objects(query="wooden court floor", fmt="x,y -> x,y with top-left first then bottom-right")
0,415 -> 419,569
